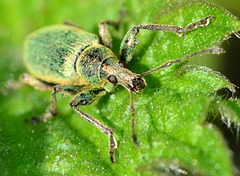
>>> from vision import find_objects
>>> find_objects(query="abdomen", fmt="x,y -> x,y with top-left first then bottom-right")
24,25 -> 99,85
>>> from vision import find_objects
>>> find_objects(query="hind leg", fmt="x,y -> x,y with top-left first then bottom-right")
21,73 -> 89,124
20,73 -> 56,123
20,73 -> 53,91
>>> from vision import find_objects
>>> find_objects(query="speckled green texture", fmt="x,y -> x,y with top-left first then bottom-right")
77,45 -> 117,86
24,25 -> 99,84
1,0 -> 240,176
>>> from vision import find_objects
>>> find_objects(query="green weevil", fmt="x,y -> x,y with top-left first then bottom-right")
21,14 -> 223,163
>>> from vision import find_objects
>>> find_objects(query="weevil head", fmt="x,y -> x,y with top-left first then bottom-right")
131,76 -> 146,93
100,57 -> 146,93
76,45 -> 146,93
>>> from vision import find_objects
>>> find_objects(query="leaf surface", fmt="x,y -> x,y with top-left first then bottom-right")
1,0 -> 240,175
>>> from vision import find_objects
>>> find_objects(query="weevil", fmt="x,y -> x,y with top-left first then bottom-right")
21,14 -> 224,163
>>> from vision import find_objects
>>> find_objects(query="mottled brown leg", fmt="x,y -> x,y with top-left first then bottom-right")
70,89 -> 117,163
40,84 -> 89,122
20,73 -> 53,91
1,79 -> 22,95
41,85 -> 64,122
21,74 -> 84,123
99,10 -> 126,48
139,47 -> 225,77
120,16 -> 215,62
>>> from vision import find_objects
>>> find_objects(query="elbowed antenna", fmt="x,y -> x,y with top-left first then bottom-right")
138,47 -> 225,77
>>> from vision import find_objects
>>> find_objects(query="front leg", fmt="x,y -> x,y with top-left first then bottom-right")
69,89 -> 117,164
120,16 -> 215,62
99,10 -> 126,48
22,78 -> 84,124
43,84 -> 88,122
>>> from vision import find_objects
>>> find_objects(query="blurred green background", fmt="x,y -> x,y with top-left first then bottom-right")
0,0 -> 240,174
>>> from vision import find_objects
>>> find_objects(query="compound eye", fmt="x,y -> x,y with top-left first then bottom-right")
119,61 -> 127,68
108,75 -> 118,84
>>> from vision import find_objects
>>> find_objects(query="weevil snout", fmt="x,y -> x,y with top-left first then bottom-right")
131,76 -> 146,93
115,69 -> 146,94
100,57 -> 146,93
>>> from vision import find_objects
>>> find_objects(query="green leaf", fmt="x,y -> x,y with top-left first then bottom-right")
1,0 -> 240,176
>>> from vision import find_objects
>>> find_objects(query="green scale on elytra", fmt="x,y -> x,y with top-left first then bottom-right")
21,14 -> 224,163
24,25 -> 99,85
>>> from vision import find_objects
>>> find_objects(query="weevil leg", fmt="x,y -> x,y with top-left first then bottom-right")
20,73 -> 54,123
99,10 -> 126,48
43,85 -> 64,121
20,73 -> 53,91
1,79 -> 22,95
70,89 -> 117,164
139,47 -> 225,77
21,77 -> 85,123
42,85 -> 92,122
120,16 -> 215,62
64,20 -> 82,29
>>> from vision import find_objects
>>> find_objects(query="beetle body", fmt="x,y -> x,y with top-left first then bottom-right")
22,16 -> 217,163
24,25 -> 143,93
24,25 -> 102,86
